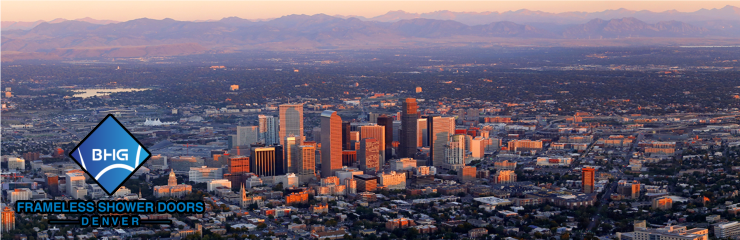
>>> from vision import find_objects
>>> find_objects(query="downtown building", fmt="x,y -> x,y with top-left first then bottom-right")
321,110 -> 342,178
279,104 -> 304,147
399,98 -> 418,158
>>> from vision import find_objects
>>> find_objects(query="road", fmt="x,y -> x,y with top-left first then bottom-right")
52,120 -> 85,139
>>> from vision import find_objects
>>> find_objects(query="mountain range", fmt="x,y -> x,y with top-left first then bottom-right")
2,6 -> 740,61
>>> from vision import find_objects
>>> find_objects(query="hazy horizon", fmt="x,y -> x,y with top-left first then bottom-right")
2,1 -> 739,22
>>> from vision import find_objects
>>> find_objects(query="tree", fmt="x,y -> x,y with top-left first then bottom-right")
560,232 -> 570,240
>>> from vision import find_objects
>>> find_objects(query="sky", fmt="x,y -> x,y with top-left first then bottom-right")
2,1 -> 739,22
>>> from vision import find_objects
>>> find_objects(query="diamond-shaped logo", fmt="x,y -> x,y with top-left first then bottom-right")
69,114 -> 151,195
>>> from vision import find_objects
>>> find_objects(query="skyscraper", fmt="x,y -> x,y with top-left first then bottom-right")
358,138 -> 380,173
250,146 -> 285,176
582,167 -> 596,193
427,116 -> 455,167
359,124 -> 386,165
228,155 -> 250,174
321,110 -> 342,178
285,136 -> 299,173
2,206 -> 15,232
400,98 -> 419,158
445,134 -> 466,170
376,115 -> 394,161
279,104 -> 304,147
258,115 -> 279,145
296,145 -> 316,183
236,126 -> 259,148
417,118 -> 428,147
342,122 -> 351,150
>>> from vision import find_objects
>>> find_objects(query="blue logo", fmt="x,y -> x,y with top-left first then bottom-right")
69,114 -> 151,195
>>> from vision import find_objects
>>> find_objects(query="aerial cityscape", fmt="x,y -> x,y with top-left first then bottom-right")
3,1 -> 740,240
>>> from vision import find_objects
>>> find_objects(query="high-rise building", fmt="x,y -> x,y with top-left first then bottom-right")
445,134 -> 466,170
345,178 -> 357,195
250,146 -> 285,176
279,104 -> 304,147
66,172 -> 86,197
355,174 -> 378,192
458,166 -> 477,183
427,116 -> 455,167
342,122 -> 352,150
342,150 -> 357,166
714,221 -> 740,239
417,118 -> 428,147
360,124 -> 386,163
376,115 -> 394,161
493,170 -> 517,184
2,206 -> 14,232
618,180 -> 641,199
470,136 -> 485,159
44,173 -> 59,196
582,167 -> 596,193
378,171 -> 406,190
235,126 -> 259,150
358,138 -> 380,173
298,145 -> 316,176
400,98 -> 419,158
285,136 -> 299,173
258,115 -> 279,145
228,155 -> 250,174
320,110 -> 342,178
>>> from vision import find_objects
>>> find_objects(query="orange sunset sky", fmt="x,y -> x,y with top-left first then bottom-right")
2,1 -> 739,22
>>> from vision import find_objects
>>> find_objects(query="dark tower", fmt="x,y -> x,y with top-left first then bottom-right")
400,98 -> 418,158
377,115 -> 394,161
342,121 -> 351,150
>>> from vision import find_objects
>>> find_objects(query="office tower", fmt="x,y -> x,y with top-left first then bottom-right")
342,150 -> 357,166
417,118 -> 428,147
298,145 -> 316,176
358,138 -> 380,172
345,178 -> 357,194
427,116 -> 455,167
445,134 -> 466,170
44,173 -> 59,196
470,136 -> 484,159
66,172 -> 86,197
312,127 -> 322,143
393,121 -> 401,142
458,166 -> 477,183
342,122 -> 351,150
400,98 -> 419,158
618,180 -> 641,199
368,113 -> 380,123
279,104 -> 304,147
2,206 -> 14,232
285,136 -> 299,173
250,146 -> 285,176
258,115 -> 279,145
228,155 -> 250,174
360,124 -> 386,163
355,174 -> 378,192
320,110 -> 342,178
582,167 -> 596,193
377,115 -> 394,160
236,126 -> 259,148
